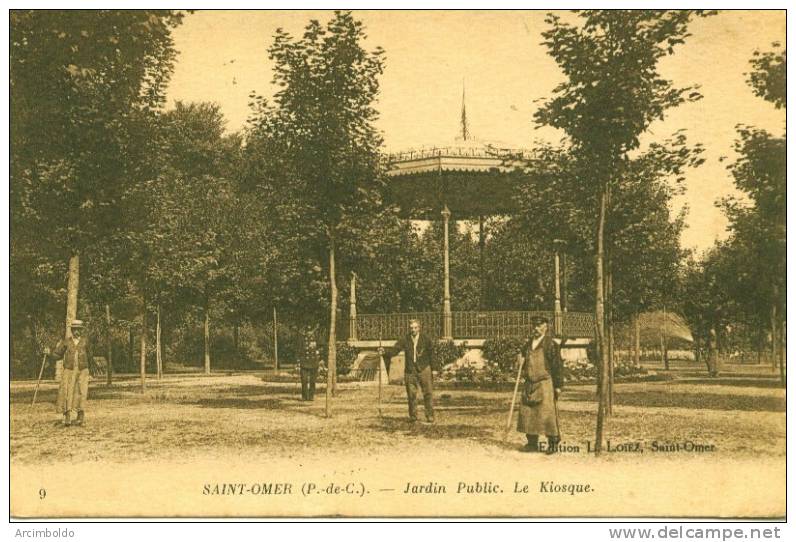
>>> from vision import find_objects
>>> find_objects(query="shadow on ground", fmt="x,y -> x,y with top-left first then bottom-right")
564,387 -> 784,412
194,397 -> 285,410
367,416 -> 495,441
679,378 -> 784,389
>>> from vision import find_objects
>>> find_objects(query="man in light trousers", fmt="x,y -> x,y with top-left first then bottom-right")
44,319 -> 93,427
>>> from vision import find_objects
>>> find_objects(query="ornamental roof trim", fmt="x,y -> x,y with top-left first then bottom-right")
385,146 -> 533,177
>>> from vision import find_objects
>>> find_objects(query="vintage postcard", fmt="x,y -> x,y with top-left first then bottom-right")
9,9 -> 786,519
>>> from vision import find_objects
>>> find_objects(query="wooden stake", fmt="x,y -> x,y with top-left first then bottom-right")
32,353 -> 47,406
504,351 -> 525,441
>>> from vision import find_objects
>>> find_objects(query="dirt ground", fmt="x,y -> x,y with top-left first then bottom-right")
9,361 -> 786,518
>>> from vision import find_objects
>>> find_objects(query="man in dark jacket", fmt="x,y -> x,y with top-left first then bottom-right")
380,319 -> 436,423
299,332 -> 321,401
44,319 -> 93,427
516,316 -> 563,454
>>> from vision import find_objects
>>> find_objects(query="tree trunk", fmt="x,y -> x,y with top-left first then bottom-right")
694,335 -> 701,365
65,253 -> 79,339
128,328 -> 134,369
780,318 -> 786,388
707,326 -> 718,375
561,253 -> 568,312
606,251 -> 614,417
10,322 -> 16,375
634,312 -> 641,368
771,301 -> 778,372
140,294 -> 147,392
662,305 -> 669,370
273,307 -> 279,371
326,235 -> 338,417
233,322 -> 239,353
594,188 -> 609,455
204,295 -> 211,375
478,215 -> 486,310
27,319 -> 40,378
106,304 -> 113,386
156,304 -> 162,380
608,320 -> 614,415
703,332 -> 709,374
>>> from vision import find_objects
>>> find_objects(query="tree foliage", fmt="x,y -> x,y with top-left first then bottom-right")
747,42 -> 785,109
11,10 -> 184,251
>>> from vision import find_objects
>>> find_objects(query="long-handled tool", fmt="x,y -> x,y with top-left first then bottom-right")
31,352 -> 48,406
504,352 -> 525,441
553,388 -> 562,439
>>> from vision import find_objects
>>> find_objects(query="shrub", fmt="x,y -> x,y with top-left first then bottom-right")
320,342 -> 357,375
433,340 -> 466,371
561,357 -> 597,383
167,325 -> 263,370
441,338 -> 646,387
452,364 -> 477,383
481,337 -> 525,373
480,360 -> 509,384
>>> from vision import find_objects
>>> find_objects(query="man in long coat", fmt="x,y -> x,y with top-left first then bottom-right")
380,319 -> 436,423
44,319 -> 93,427
299,332 -> 320,401
517,316 -> 563,453
706,327 -> 721,377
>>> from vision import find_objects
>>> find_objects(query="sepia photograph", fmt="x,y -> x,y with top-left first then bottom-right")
7,7 -> 788,520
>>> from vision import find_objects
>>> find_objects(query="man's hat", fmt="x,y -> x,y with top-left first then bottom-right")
70,319 -> 84,328
531,316 -> 549,326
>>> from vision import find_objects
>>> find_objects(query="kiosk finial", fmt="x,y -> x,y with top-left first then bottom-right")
460,78 -> 469,141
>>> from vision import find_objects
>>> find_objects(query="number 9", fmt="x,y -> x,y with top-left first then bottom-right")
39,488 -> 46,499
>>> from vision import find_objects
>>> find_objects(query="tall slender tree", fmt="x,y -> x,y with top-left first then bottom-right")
251,11 -> 386,416
534,10 -> 712,452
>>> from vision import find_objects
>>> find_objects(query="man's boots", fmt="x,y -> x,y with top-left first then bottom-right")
546,437 -> 560,455
63,412 -> 71,427
521,434 -> 539,453
75,410 -> 85,427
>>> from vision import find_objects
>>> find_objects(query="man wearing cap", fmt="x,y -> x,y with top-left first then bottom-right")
44,319 -> 93,427
299,332 -> 321,401
379,319 -> 436,424
516,316 -> 563,454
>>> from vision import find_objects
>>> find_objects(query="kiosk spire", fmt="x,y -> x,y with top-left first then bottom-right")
460,79 -> 469,141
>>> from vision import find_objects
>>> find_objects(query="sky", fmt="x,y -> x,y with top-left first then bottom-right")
165,10 -> 786,253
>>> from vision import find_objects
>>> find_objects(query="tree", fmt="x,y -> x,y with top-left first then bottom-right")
534,10 -> 711,452
153,103 -> 247,375
747,43 -> 785,109
721,43 -> 786,385
251,11 -> 386,416
11,10 -> 184,342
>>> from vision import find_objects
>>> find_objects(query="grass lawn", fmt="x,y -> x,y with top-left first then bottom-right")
11,361 -> 785,463
9,360 -> 785,517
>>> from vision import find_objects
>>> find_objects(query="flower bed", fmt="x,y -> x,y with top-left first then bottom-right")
438,338 -> 647,387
